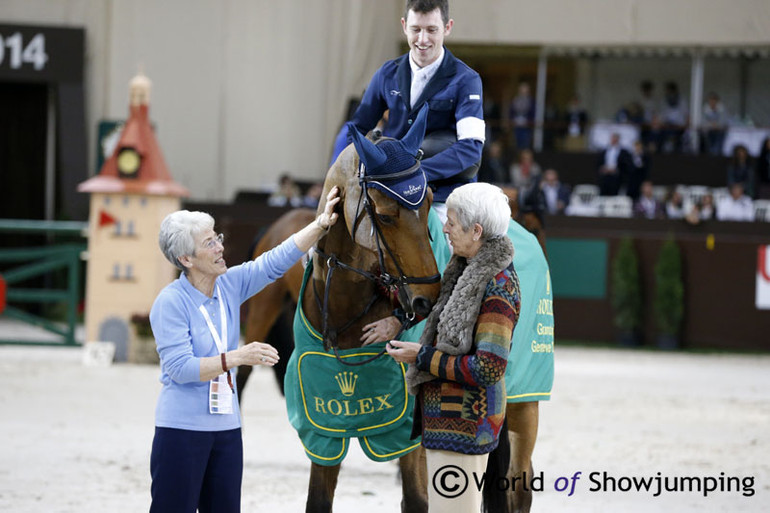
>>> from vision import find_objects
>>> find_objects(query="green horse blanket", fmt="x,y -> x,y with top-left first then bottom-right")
284,263 -> 420,466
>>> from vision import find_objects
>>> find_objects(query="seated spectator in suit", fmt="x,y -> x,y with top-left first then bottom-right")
727,145 -> 756,199
597,133 -> 630,196
540,168 -> 571,215
510,148 -> 542,191
716,183 -> 755,221
701,92 -> 729,156
664,188 -> 685,219
634,180 -> 665,219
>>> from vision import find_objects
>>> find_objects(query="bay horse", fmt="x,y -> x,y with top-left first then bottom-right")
258,107 -> 442,512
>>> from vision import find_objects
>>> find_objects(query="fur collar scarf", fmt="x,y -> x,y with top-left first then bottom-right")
405,235 -> 514,394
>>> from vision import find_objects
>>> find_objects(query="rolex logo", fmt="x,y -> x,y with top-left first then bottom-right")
335,371 -> 358,397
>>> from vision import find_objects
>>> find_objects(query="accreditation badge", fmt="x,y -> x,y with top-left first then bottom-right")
209,373 -> 234,415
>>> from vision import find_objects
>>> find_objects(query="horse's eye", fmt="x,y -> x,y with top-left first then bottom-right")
376,214 -> 395,225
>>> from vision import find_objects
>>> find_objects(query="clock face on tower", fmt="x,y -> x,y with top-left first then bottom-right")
117,148 -> 141,177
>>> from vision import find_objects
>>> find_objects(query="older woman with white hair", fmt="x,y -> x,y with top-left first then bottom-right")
387,182 -> 521,512
148,187 -> 339,513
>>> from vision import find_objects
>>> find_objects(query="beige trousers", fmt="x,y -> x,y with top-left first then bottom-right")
426,448 -> 489,513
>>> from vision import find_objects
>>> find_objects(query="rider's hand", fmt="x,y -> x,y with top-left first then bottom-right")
360,316 -> 402,346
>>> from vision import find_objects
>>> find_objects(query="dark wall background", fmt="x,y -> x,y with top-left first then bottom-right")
546,216 -> 770,351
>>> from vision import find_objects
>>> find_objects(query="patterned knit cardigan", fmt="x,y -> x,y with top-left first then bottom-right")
416,262 -> 521,455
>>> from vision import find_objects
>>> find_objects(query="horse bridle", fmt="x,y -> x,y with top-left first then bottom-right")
313,143 -> 440,366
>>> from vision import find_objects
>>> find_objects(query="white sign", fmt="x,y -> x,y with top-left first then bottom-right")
756,245 -> 770,310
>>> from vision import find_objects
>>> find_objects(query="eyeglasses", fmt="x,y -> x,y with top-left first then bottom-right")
202,233 -> 224,250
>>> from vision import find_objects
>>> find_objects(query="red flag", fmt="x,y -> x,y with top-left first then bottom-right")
99,210 -> 117,228
0,274 -> 6,314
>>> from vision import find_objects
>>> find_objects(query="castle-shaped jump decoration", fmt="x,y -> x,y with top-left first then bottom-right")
78,71 -> 189,361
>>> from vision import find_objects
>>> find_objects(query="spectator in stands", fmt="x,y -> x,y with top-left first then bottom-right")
639,80 -> 658,149
726,144 -> 756,199
564,94 -> 588,137
268,173 -> 303,207
685,193 -> 715,225
301,183 -> 324,209
510,148 -> 541,191
478,139 -> 509,184
639,80 -> 658,126
633,180 -> 665,219
659,81 -> 688,153
509,81 -> 535,150
540,168 -> 571,215
701,92 -> 729,156
664,187 -> 685,219
716,183 -> 755,221
615,102 -> 644,126
757,137 -> 770,199
596,133 -> 630,196
626,140 -> 650,202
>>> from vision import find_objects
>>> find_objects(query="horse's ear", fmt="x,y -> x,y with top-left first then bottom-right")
399,104 -> 429,156
347,123 -> 387,171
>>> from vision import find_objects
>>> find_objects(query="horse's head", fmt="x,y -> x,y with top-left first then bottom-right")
318,107 -> 440,319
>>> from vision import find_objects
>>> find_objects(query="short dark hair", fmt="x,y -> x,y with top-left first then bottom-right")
404,0 -> 449,26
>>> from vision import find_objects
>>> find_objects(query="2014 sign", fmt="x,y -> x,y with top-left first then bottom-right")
0,32 -> 48,70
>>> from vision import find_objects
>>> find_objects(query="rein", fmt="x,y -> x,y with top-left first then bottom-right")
313,146 -> 440,367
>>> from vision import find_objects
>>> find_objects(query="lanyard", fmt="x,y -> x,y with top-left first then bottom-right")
198,285 -> 234,392
199,285 -> 228,354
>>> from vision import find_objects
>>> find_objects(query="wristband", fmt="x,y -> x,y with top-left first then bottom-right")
220,352 -> 235,392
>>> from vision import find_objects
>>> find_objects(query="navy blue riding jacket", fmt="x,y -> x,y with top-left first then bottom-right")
334,48 -> 485,203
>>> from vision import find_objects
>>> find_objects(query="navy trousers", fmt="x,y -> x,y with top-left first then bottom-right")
150,427 -> 243,513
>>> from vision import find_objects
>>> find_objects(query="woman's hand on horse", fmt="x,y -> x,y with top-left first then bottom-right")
316,186 -> 341,231
293,186 -> 341,252
236,341 -> 280,367
361,316 -> 402,345
385,340 -> 421,364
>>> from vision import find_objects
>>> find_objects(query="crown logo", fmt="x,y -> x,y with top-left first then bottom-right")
335,371 -> 358,397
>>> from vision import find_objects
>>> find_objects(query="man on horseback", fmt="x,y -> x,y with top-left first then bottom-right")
330,0 -> 485,224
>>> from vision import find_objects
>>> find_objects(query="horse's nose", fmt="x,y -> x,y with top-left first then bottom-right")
412,296 -> 433,318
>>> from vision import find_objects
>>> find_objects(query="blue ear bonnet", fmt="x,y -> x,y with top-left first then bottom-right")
347,105 -> 429,209
358,140 -> 426,209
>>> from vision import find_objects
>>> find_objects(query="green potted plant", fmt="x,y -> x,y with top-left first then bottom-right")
654,237 -> 684,350
611,237 -> 643,346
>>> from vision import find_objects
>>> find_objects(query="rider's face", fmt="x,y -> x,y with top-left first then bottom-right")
401,8 -> 453,68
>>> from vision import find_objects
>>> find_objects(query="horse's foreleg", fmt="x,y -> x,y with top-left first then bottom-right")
506,401 -> 539,513
398,446 -> 428,513
306,462 -> 341,513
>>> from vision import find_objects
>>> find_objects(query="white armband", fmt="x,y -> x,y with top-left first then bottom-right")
456,116 -> 486,143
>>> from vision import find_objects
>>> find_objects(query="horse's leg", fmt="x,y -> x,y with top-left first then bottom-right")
398,446 -> 428,513
306,462 -> 341,513
506,401 -> 539,513
236,279 -> 288,399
